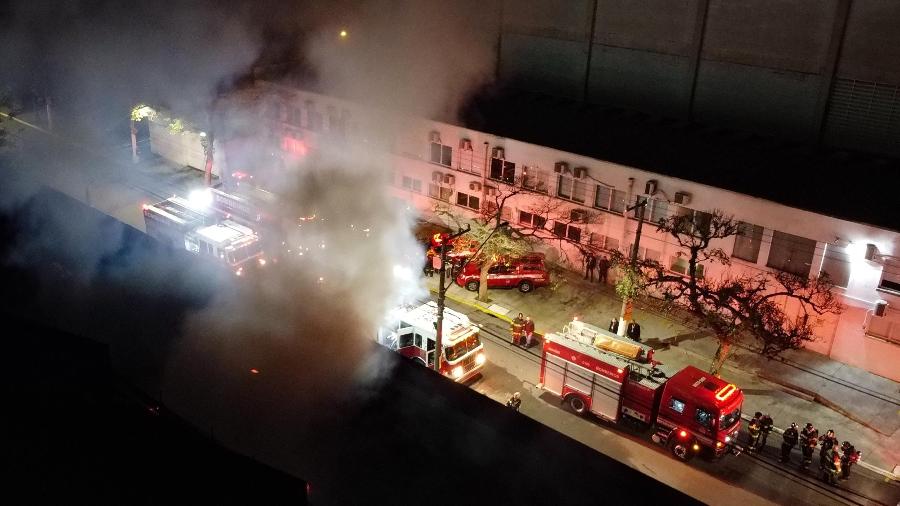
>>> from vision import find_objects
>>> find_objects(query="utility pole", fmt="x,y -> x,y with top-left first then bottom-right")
434,225 -> 471,374
618,197 -> 648,334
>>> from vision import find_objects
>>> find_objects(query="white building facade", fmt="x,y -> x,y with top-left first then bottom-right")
239,82 -> 900,381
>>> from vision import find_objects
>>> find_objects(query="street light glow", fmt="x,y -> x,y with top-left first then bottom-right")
339,29 -> 348,39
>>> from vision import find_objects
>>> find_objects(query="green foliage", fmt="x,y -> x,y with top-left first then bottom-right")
167,118 -> 185,134
615,266 -> 645,300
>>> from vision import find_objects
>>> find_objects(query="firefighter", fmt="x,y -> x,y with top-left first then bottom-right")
780,422 -> 799,463
608,318 -> 619,334
799,423 -> 818,470
746,413 -> 762,452
626,320 -> 642,342
511,313 -> 525,346
506,392 -> 521,412
839,441 -> 859,480
756,413 -> 774,451
819,429 -> 837,468
821,443 -> 841,486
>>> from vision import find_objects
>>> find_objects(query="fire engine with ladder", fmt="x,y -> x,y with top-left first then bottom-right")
377,302 -> 486,383
539,318 -> 744,461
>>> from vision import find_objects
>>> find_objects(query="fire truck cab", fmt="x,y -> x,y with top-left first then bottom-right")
184,220 -> 265,275
377,302 -> 486,382
539,318 -> 743,462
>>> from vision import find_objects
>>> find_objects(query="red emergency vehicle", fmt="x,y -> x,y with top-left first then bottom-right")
539,318 -> 743,461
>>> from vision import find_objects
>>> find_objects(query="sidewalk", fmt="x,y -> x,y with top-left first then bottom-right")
425,270 -> 900,477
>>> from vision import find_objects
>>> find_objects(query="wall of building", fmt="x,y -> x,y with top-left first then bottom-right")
148,121 -> 222,178
249,83 -> 900,381
497,0 -> 900,157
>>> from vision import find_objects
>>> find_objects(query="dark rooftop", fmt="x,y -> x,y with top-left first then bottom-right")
461,86 -> 900,232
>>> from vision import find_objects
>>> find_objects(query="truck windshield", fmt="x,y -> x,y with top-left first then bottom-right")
226,242 -> 262,265
444,333 -> 481,362
719,406 -> 741,430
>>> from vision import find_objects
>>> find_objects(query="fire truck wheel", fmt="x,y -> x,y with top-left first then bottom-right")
465,281 -> 479,292
669,439 -> 695,462
566,395 -> 587,415
518,281 -> 533,293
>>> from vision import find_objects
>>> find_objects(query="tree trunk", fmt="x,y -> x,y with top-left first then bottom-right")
477,261 -> 492,302
709,339 -> 732,377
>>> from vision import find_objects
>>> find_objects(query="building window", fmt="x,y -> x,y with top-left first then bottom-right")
733,222 -> 763,263
670,257 -> 705,278
401,176 -> 422,193
456,191 -> 480,211
649,198 -> 669,223
288,106 -> 303,127
429,184 -> 452,202
558,176 -> 587,203
592,234 -> 619,252
490,158 -> 516,184
431,143 -> 452,167
820,244 -> 850,288
767,231 -> 816,277
553,221 -> 582,243
518,210 -> 547,229
522,166 -> 548,193
629,244 -> 661,263
879,259 -> 900,293
594,186 -> 626,212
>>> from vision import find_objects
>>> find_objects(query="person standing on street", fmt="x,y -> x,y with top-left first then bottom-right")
800,423 -> 818,470
597,255 -> 610,284
746,413 -> 762,452
819,429 -> 837,468
506,392 -> 521,412
584,253 -> 597,282
626,320 -> 641,342
511,313 -> 525,346
757,413 -> 774,451
780,422 -> 799,463
839,441 -> 859,480
523,316 -> 535,348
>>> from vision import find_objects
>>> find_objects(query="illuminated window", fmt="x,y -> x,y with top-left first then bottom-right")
733,222 -> 763,263
669,398 -> 686,413
767,231 -> 815,277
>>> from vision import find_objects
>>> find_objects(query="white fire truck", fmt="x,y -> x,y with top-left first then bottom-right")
539,318 -> 744,461
377,302 -> 486,382
143,195 -> 265,275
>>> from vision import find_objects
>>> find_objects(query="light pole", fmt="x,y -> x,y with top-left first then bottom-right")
618,197 -> 648,334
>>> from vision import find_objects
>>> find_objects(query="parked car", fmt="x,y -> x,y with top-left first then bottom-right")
455,254 -> 550,293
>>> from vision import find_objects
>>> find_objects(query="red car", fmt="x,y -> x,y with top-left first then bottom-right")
455,254 -> 551,293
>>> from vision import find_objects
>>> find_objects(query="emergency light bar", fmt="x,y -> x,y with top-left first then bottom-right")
715,383 -> 738,401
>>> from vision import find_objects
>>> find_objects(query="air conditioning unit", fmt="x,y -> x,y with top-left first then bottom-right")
573,167 -> 587,179
469,181 -> 482,192
443,174 -> 455,186
485,186 -> 498,196
432,171 -> 444,183
570,209 -> 588,223
459,138 -> 473,150
645,179 -> 658,195
674,191 -> 692,205
492,147 -> 505,159
554,162 -> 568,174
429,131 -> 441,143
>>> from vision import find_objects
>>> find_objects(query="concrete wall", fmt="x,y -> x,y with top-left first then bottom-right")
495,0 -> 900,157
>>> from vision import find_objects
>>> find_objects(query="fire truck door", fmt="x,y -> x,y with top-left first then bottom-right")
589,372 -> 623,422
542,353 -> 566,396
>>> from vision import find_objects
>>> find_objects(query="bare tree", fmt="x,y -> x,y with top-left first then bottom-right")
618,209 -> 842,375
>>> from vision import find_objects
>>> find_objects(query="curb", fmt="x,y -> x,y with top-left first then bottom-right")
756,372 -> 891,437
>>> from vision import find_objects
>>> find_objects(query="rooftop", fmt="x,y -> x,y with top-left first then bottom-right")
461,86 -> 900,232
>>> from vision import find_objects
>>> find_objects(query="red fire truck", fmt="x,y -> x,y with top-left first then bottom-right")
539,318 -> 743,461
377,302 -> 486,383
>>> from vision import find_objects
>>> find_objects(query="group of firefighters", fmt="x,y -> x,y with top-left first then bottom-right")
510,313 -> 536,348
746,412 -> 861,484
